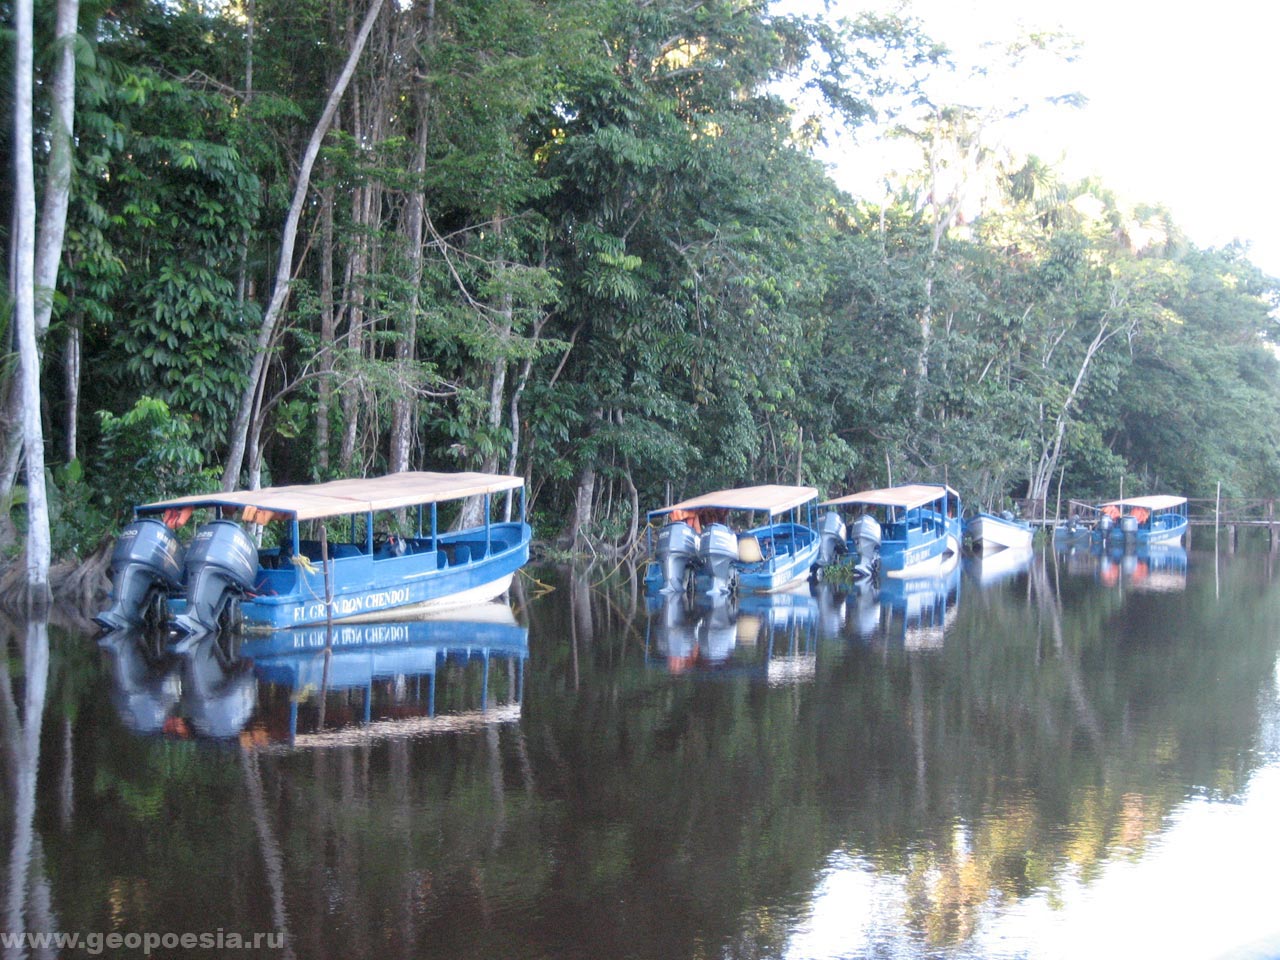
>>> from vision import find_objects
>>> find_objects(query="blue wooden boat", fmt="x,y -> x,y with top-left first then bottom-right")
966,511 -> 1033,554
817,484 -> 962,579
643,485 -> 821,595
1093,495 -> 1188,545
95,471 -> 531,636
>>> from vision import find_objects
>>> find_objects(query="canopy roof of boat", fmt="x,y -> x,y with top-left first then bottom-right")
137,471 -> 524,521
649,484 -> 819,519
1100,495 -> 1187,510
820,483 -> 959,511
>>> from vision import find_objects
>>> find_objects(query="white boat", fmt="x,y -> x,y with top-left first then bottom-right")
966,512 -> 1034,554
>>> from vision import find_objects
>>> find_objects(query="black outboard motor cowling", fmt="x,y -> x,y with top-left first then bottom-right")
696,523 -> 739,595
94,519 -> 184,631
655,520 -> 700,593
171,520 -> 258,638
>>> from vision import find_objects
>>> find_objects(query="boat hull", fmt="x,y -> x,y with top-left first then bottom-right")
967,513 -> 1034,554
881,533 -> 960,579
171,523 -> 531,632
1139,516 -> 1188,544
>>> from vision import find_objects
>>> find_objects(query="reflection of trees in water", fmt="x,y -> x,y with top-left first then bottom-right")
2,617 -> 54,952
6,555 -> 1280,960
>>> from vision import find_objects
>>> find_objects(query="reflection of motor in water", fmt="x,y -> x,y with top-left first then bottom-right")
862,563 -> 963,650
1093,543 -> 1188,593
644,591 -> 817,681
97,629 -> 255,738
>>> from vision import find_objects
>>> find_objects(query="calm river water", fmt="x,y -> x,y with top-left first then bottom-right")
4,538 -> 1280,959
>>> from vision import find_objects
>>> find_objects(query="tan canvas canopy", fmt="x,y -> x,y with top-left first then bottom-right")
650,484 -> 819,519
820,483 -> 958,511
138,471 -> 524,522
1100,495 -> 1186,511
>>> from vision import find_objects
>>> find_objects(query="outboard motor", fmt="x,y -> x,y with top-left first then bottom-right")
850,514 -> 882,579
171,520 -> 258,639
1097,514 -> 1114,537
654,520 -> 700,593
813,511 -> 848,577
94,518 -> 184,632
696,523 -> 739,595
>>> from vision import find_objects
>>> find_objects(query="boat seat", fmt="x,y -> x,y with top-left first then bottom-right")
738,535 -> 764,563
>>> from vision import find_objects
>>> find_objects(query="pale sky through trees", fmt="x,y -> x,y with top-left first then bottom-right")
806,0 -> 1280,278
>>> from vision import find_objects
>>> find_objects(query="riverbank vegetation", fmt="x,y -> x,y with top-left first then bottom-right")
5,0 -> 1278,592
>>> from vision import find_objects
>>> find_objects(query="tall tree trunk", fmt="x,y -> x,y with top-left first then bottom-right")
483,212 -> 514,477
562,409 -> 602,550
317,174 -> 336,473
0,0 -> 78,552
63,319 -> 80,462
34,0 -> 79,341
339,180 -> 370,474
11,0 -> 51,593
1028,294 -> 1133,500
503,314 -> 547,521
222,0 -> 387,490
389,112 -> 429,474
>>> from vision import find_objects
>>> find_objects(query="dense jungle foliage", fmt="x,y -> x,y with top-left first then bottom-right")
4,0 -> 1279,561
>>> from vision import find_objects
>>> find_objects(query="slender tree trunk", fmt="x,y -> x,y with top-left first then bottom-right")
222,0 -> 387,490
1,0 -> 78,550
339,181 -> 370,474
562,409 -> 602,550
63,319 -> 80,462
34,0 -> 79,341
389,110 -> 429,473
11,0 -> 51,594
1028,300 -> 1130,500
317,175 -> 335,473
503,314 -> 546,521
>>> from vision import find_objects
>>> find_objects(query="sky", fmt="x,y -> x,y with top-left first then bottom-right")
805,0 -> 1280,277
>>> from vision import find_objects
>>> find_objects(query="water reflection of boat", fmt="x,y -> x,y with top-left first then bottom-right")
964,545 -> 1034,587
1095,543 -> 1188,592
99,605 -> 528,745
644,591 -> 817,681
240,605 -> 529,745
865,563 -> 963,650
